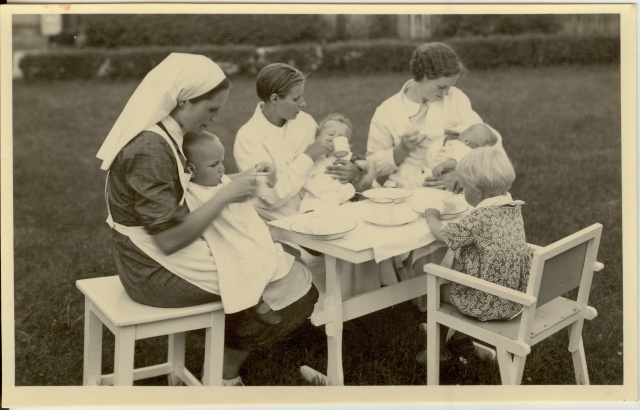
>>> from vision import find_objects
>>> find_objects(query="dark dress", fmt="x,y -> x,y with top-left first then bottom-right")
107,130 -> 317,350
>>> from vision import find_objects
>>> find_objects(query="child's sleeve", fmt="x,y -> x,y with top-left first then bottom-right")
440,213 -> 478,250
441,140 -> 472,164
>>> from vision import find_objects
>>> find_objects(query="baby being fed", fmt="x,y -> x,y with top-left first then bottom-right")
398,123 -> 499,189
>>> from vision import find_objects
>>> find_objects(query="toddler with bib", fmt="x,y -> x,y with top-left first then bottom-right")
183,130 -> 311,327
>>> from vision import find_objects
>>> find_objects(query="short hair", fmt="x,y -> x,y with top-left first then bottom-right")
183,130 -> 221,161
457,147 -> 515,195
256,63 -> 305,102
410,42 -> 467,82
317,113 -> 353,139
189,77 -> 231,103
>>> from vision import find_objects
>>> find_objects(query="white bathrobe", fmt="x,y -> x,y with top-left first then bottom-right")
234,103 -> 318,220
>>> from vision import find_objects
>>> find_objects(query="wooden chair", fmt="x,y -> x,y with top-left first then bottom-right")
423,223 -> 604,385
77,275 -> 225,386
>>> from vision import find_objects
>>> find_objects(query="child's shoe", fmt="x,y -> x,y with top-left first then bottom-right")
222,376 -> 244,386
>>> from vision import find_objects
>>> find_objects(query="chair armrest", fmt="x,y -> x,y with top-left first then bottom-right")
527,243 -> 543,252
423,263 -> 537,306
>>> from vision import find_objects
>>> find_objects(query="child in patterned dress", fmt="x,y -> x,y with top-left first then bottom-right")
420,147 -> 532,361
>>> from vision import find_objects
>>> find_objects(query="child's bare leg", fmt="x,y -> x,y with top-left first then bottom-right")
440,283 -> 468,340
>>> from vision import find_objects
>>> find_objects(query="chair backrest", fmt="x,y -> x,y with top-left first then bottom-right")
529,224 -> 603,308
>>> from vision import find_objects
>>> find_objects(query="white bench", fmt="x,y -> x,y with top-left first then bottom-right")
76,275 -> 225,386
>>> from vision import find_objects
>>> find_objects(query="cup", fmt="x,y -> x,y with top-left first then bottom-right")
250,172 -> 276,204
332,136 -> 350,158
372,198 -> 394,224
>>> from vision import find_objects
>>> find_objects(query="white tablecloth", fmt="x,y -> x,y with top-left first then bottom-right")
269,188 -> 471,301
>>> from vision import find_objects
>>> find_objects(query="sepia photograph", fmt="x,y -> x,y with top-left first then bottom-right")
1,2 -> 636,408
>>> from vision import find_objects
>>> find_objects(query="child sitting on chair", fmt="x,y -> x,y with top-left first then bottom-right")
419,147 -> 532,361
299,113 -> 375,213
399,123 -> 499,189
183,130 -> 291,326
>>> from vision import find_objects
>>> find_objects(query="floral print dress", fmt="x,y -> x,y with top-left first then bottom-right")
440,203 -> 532,321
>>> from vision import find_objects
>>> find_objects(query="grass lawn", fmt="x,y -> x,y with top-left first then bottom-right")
10,63 -> 624,387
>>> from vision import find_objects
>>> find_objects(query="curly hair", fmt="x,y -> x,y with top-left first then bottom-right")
410,42 -> 467,81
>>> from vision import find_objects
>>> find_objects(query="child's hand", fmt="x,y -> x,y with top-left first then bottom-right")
432,164 -> 445,177
424,208 -> 441,219
304,139 -> 332,161
219,174 -> 256,204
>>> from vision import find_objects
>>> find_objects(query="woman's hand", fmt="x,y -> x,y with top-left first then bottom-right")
393,126 -> 426,166
325,159 -> 359,184
399,131 -> 427,153
304,139 -> 332,161
423,170 -> 462,193
253,161 -> 277,187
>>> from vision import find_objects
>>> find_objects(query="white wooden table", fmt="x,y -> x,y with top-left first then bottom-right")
267,188 -> 466,385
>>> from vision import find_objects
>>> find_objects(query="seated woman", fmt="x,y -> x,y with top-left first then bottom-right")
96,53 -> 318,386
233,63 -> 361,220
366,42 -> 503,192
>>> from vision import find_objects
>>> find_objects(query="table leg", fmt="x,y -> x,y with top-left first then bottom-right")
324,255 -> 345,386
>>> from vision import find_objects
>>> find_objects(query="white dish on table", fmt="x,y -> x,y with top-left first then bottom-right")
362,188 -> 413,203
290,217 -> 357,240
412,204 -> 470,220
363,210 -> 418,227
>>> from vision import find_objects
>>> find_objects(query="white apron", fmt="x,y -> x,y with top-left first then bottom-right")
105,124 -> 222,295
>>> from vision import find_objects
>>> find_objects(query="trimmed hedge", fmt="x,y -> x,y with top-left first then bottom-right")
81,15 -> 327,48
18,34 -> 620,81
448,34 -> 620,69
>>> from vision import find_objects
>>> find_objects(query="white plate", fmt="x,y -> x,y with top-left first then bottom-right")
362,188 -> 413,203
412,204 -> 469,220
290,217 -> 357,240
364,211 -> 418,227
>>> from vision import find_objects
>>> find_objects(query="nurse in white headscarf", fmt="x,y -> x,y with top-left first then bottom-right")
96,53 -> 318,386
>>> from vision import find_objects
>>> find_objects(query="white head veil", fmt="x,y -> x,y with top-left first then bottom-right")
96,53 -> 226,170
